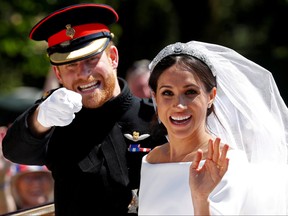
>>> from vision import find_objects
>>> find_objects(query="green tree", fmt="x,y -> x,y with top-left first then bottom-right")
0,0 -> 287,103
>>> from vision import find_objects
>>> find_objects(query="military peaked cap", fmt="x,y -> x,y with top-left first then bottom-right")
29,3 -> 119,65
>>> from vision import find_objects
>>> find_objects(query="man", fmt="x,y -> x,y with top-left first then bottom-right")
126,59 -> 151,98
2,3 -> 166,215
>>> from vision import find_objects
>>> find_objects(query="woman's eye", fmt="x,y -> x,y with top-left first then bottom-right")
162,90 -> 173,96
186,89 -> 197,95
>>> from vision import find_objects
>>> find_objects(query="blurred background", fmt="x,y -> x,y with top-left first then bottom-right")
0,0 -> 287,123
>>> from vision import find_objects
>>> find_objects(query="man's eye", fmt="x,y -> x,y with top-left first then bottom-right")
88,57 -> 99,63
67,63 -> 78,68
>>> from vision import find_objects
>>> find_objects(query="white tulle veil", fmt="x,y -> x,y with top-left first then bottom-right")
149,40 -> 288,165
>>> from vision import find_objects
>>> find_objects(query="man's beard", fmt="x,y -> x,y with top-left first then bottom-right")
82,73 -> 117,109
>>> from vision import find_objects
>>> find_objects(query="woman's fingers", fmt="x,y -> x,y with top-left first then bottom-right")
212,137 -> 221,163
219,144 -> 229,174
191,149 -> 203,170
207,138 -> 229,171
218,144 -> 229,166
207,139 -> 213,160
195,138 -> 229,175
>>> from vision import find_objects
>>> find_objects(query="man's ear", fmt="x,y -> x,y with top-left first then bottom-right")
53,66 -> 63,85
108,45 -> 119,69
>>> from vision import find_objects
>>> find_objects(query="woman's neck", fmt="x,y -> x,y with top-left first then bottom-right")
166,133 -> 212,162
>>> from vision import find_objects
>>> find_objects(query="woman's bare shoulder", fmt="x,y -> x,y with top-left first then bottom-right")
146,144 -> 168,164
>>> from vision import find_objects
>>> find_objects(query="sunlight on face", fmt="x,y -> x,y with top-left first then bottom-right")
155,65 -> 212,139
53,46 -> 120,108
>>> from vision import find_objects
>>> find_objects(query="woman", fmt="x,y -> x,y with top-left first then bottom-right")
138,41 -> 288,215
7,164 -> 54,211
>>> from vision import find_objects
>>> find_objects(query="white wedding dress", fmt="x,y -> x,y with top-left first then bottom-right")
138,149 -> 288,215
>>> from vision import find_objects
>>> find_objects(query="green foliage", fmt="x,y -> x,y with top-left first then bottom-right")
0,0 -> 287,104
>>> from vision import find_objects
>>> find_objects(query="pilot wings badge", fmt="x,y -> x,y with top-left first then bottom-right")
125,131 -> 151,152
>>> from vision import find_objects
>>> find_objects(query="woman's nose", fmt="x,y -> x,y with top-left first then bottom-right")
174,96 -> 187,109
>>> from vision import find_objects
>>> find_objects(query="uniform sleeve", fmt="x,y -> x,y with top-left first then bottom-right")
2,104 -> 53,165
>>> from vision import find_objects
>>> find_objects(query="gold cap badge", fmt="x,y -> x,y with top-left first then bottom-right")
65,24 -> 75,39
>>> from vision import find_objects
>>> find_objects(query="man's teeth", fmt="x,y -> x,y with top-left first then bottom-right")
80,82 -> 97,91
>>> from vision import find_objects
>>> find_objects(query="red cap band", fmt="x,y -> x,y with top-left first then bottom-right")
48,23 -> 110,47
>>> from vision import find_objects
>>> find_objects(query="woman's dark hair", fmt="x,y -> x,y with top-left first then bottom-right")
149,54 -> 218,136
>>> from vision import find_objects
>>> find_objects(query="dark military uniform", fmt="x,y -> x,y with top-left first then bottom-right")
3,78 -> 166,215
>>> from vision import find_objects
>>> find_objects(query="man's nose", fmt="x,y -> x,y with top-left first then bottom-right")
78,63 -> 92,77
